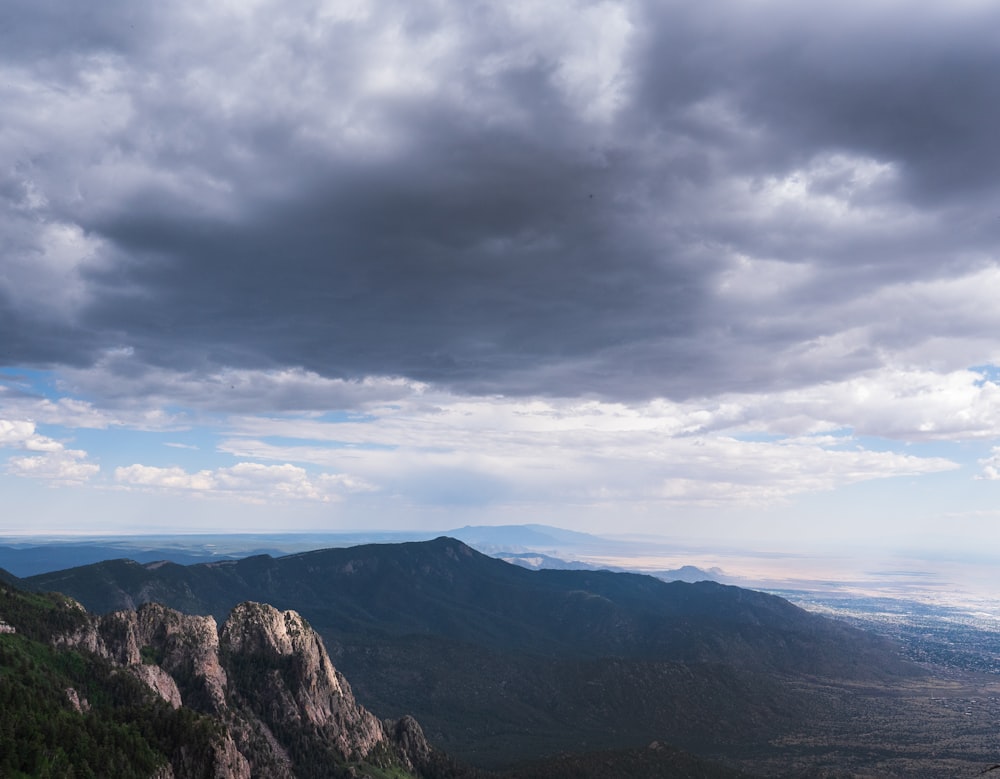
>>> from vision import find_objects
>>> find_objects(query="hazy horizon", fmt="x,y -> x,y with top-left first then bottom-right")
3,524 -> 998,614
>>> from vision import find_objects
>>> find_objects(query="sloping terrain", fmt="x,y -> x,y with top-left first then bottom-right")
27,537 -> 911,675
26,537 -> 923,768
0,579 -> 462,778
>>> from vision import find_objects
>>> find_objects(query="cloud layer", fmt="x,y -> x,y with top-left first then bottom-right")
2,1 -> 1000,535
4,0 -> 1000,401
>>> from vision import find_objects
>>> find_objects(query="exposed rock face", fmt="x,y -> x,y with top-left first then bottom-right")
163,736 -> 251,779
388,715 -> 433,772
65,686 -> 89,713
221,601 -> 386,761
58,602 -> 228,712
129,663 -> 183,709
54,599 -> 435,778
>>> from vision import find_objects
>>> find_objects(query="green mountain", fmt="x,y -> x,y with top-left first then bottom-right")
25,537 -> 920,769
0,579 -> 468,778
0,582 -> 220,777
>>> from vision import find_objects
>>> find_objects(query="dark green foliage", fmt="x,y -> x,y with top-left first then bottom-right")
0,581 -> 222,778
0,632 -> 165,777
140,643 -> 163,665
0,581 -> 89,642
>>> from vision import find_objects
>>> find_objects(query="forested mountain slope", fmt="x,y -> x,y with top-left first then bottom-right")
26,538 -> 921,767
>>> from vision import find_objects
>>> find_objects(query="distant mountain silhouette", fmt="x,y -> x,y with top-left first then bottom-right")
25,537 -> 922,768
0,543 -> 241,577
445,524 -> 607,549
0,524 -> 605,577
655,564 -> 730,583
495,551 -> 602,570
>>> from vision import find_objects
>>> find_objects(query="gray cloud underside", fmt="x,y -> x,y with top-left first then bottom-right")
4,0 -> 1000,402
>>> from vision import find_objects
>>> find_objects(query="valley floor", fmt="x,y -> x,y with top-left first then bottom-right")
714,672 -> 1000,778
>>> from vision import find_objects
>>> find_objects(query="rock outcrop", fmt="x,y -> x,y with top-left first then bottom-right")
55,599 -> 436,778
221,601 -> 388,762
129,663 -> 183,709
58,602 -> 229,712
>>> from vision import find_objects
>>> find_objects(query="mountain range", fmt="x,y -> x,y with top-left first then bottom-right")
0,524 -> 612,578
15,537 -> 924,771
1,571 -> 775,778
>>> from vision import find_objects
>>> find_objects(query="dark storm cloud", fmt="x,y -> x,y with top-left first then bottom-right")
636,2 -> 1000,193
85,121 -> 700,388
4,0 -> 1000,402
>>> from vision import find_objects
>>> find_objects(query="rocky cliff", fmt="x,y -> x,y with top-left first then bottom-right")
57,599 -> 439,778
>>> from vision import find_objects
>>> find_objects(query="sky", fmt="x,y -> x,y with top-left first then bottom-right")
2,0 -> 1000,553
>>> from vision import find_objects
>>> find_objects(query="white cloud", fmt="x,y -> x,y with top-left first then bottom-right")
116,464 -> 216,492
0,386 -> 184,432
976,447 -> 1000,481
0,419 -> 46,448
717,366 -> 1000,441
0,418 -> 100,484
6,360 -> 988,509
8,449 -> 100,484
219,366 -> 1000,451
113,461 -> 370,503
216,390 -> 959,508
649,436 -> 956,507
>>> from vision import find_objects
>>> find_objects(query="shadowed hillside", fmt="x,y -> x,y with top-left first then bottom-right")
27,538 -> 923,768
